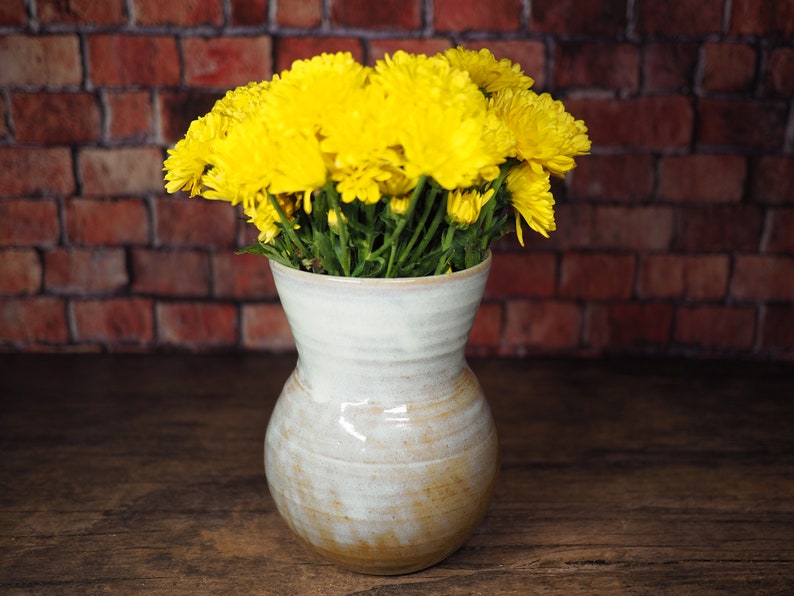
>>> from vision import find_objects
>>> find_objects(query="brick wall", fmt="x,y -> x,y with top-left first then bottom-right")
1,0 -> 792,358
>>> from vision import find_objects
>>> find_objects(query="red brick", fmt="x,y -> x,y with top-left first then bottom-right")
107,92 -> 153,140
0,148 -> 75,197
232,0 -> 268,25
276,37 -> 363,72
239,219 -> 261,247
278,0 -> 319,26
554,42 -> 639,92
762,48 -> 794,98
132,249 -> 211,296
184,36 -> 272,88
331,0 -> 420,29
729,0 -> 794,39
157,302 -> 237,347
213,253 -> 277,299
159,91 -> 222,145
44,248 -> 128,294
72,298 -> 154,343
435,0 -> 522,32
570,154 -> 654,202
0,0 -> 26,26
592,206 -> 673,251
764,209 -> 794,254
464,41 -> 545,88
638,254 -> 729,300
750,157 -> 794,205
0,198 -> 60,246
369,39 -> 453,65
0,297 -> 68,343
79,148 -> 165,196
503,299 -> 582,349
637,255 -> 683,299
761,305 -> 794,350
242,303 -> 294,350
132,0 -> 223,25
468,301 -> 503,349
560,253 -> 635,300
531,0 -> 626,36
588,303 -> 673,350
731,255 -> 794,301
38,0 -> 126,25
636,0 -> 724,36
88,35 -> 179,87
675,306 -> 756,350
697,99 -> 788,151
0,101 -> 7,138
65,197 -> 149,245
485,252 -> 556,298
674,205 -> 763,252
642,42 -> 699,93
701,42 -> 757,93
658,155 -> 746,203
11,92 -> 101,144
518,203 -> 594,252
565,96 -> 693,150
0,249 -> 41,295
156,196 -> 237,249
684,255 -> 731,300
0,35 -> 81,87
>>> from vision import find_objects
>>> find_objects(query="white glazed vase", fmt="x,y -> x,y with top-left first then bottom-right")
264,254 -> 498,575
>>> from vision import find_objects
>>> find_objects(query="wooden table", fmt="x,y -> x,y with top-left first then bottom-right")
1,354 -> 793,594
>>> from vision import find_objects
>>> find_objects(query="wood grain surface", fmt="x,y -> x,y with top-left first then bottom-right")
1,355 -> 792,594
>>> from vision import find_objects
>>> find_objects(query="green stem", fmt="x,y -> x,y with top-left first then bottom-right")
433,225 -> 456,275
267,193 -> 308,260
350,203 -> 380,277
480,164 -> 511,250
408,189 -> 448,265
368,175 -> 427,264
325,183 -> 351,276
396,184 -> 438,268
385,242 -> 400,277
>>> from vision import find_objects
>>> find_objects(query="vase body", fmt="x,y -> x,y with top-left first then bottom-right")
264,255 -> 498,575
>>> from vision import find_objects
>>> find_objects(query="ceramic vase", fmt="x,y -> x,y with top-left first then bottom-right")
264,254 -> 498,575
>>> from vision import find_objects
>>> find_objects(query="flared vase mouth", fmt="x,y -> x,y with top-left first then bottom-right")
268,251 -> 492,287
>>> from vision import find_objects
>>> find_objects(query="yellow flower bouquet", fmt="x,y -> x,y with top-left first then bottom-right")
163,47 -> 590,277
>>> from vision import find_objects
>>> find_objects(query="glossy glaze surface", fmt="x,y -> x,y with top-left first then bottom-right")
265,257 -> 499,574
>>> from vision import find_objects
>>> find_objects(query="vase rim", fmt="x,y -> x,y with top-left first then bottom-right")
269,251 -> 492,287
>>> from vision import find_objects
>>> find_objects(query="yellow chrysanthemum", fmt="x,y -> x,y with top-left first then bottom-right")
244,192 -> 297,243
506,162 -> 556,244
266,130 -> 328,211
378,167 -> 418,199
327,208 -> 348,232
492,89 -> 591,177
200,115 -> 275,211
371,51 -> 508,190
162,48 -> 592,268
388,196 -> 411,216
321,85 -> 402,204
332,165 -> 393,204
202,113 -> 327,213
443,46 -> 534,94
447,188 -> 495,227
211,80 -> 270,122
264,52 -> 369,135
163,111 -> 229,196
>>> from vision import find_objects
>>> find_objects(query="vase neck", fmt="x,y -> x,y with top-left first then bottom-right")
291,319 -> 471,402
271,258 -> 491,404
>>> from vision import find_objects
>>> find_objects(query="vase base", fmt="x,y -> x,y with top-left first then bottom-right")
298,537 -> 467,576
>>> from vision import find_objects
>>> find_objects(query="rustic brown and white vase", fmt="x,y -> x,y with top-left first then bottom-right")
264,254 -> 499,575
